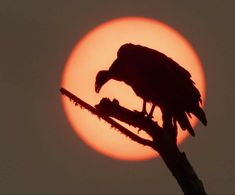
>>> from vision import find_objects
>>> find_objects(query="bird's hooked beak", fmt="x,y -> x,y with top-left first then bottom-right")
95,70 -> 111,93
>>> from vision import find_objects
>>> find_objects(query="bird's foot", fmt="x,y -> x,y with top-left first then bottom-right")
134,110 -> 147,117
142,113 -> 148,118
146,113 -> 154,120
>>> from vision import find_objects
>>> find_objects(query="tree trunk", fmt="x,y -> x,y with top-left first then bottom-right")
152,136 -> 206,195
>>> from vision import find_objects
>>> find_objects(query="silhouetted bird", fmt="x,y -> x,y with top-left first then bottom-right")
95,43 -> 207,137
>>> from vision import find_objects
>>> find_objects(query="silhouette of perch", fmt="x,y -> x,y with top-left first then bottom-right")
95,43 -> 207,138
60,88 -> 207,195
60,88 -> 152,146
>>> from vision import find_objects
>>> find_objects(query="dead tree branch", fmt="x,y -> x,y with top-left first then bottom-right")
60,88 -> 207,195
60,88 -> 152,147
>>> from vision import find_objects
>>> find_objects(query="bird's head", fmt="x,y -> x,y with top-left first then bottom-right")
95,70 -> 111,93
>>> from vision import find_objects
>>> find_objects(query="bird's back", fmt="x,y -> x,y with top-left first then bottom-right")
116,44 -> 201,106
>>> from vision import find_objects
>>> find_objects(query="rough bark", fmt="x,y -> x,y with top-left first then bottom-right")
60,88 -> 207,195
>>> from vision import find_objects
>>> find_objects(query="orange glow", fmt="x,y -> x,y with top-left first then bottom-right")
61,17 -> 206,161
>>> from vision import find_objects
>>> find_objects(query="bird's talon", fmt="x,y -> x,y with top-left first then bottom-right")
146,115 -> 153,120
141,110 -> 148,117
134,110 -> 147,117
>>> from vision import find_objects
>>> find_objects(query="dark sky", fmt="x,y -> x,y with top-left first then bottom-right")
1,0 -> 234,194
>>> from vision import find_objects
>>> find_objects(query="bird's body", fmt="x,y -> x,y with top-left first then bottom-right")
95,43 -> 207,137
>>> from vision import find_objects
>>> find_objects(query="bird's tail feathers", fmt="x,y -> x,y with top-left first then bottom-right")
175,112 -> 195,136
191,106 -> 207,126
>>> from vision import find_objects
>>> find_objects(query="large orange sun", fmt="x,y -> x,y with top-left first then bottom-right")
61,17 -> 206,161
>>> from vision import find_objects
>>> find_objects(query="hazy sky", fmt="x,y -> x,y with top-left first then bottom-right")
1,0 -> 235,194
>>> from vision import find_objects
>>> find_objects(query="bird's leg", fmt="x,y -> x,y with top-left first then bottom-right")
147,104 -> 155,119
141,100 -> 147,116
